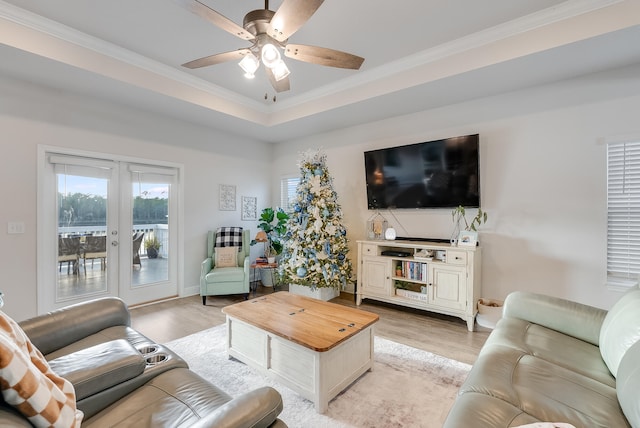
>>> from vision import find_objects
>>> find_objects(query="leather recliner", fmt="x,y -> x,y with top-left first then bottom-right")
1,297 -> 286,427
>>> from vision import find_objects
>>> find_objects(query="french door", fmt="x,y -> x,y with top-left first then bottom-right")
38,148 -> 181,313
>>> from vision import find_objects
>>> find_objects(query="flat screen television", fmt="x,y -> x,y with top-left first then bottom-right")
364,134 -> 480,209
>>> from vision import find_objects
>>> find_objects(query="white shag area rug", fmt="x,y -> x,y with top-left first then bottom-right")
166,324 -> 470,428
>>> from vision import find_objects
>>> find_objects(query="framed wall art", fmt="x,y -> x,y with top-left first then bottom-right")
219,184 -> 236,211
241,196 -> 257,221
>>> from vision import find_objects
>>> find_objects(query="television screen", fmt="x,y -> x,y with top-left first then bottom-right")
364,134 -> 480,209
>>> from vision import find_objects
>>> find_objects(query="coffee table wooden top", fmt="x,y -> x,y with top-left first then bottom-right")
222,291 -> 379,352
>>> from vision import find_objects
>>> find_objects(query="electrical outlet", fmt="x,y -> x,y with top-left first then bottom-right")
7,222 -> 25,234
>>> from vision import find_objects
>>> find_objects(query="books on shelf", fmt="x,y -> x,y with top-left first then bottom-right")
396,261 -> 427,282
255,257 -> 268,264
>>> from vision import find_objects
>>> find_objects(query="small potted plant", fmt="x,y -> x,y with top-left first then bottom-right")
144,235 -> 161,259
451,205 -> 488,245
451,205 -> 488,231
251,207 -> 289,286
251,207 -> 289,261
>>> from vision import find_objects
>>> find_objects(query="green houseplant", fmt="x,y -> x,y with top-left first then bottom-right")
251,207 -> 289,259
250,207 -> 289,287
451,205 -> 488,232
144,235 -> 161,259
451,205 -> 488,245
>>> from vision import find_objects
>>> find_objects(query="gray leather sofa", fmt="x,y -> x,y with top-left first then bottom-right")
444,286 -> 640,428
1,297 -> 286,427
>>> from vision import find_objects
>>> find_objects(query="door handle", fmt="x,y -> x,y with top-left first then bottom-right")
111,241 -> 119,247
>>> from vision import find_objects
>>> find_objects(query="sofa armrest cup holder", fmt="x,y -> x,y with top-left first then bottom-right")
136,344 -> 159,355
145,353 -> 169,366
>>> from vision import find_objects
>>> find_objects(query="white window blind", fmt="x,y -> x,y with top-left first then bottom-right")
280,176 -> 300,212
607,141 -> 640,286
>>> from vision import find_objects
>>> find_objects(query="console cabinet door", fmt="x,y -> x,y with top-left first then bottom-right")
362,257 -> 391,297
429,264 -> 466,311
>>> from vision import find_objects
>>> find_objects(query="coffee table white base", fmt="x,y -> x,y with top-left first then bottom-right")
225,317 -> 375,413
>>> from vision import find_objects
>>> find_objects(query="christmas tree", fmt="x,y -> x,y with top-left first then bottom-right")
279,149 -> 353,290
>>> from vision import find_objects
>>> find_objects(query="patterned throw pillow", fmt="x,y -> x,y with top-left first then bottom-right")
0,311 -> 83,427
215,227 -> 243,248
215,246 -> 239,268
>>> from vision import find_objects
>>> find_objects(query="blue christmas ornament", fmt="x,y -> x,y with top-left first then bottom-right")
294,204 -> 302,212
338,253 -> 345,261
314,168 -> 323,176
296,267 -> 307,277
307,194 -> 313,202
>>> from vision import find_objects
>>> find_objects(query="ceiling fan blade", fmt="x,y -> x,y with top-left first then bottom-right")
182,0 -> 254,41
265,67 -> 291,93
182,48 -> 251,69
269,0 -> 324,42
284,44 -> 364,69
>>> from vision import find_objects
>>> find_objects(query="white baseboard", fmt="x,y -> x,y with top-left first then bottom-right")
182,284 -> 200,297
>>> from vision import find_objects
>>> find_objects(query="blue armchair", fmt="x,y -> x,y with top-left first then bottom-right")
200,228 -> 251,304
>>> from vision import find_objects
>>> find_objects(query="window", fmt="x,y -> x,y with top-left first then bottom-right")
607,140 -> 640,288
280,175 -> 300,212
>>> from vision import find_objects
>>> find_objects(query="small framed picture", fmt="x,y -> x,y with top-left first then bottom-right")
219,184 -> 236,211
457,230 -> 478,247
241,196 -> 257,221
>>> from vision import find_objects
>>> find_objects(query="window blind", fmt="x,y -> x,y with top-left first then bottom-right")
607,141 -> 640,285
280,176 -> 300,212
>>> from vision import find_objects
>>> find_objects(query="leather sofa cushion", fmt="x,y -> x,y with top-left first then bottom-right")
459,346 -> 628,427
44,326 -> 150,360
205,267 -> 245,283
617,339 -> 640,426
82,368 -> 284,428
484,318 -> 615,387
599,286 -> 640,377
443,391 -> 539,428
49,339 -> 145,401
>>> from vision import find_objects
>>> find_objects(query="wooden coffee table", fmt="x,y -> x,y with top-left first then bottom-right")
222,291 -> 379,413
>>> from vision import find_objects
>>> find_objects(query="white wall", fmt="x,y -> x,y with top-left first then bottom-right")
3,63 -> 640,320
0,77 -> 272,321
272,63 -> 640,310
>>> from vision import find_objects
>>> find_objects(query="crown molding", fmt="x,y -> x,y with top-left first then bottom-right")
0,0 -> 270,115
0,0 -> 627,127
272,0 -> 624,113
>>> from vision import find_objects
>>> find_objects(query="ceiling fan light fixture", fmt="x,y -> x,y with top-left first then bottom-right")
261,43 -> 281,68
238,53 -> 259,78
272,60 -> 290,81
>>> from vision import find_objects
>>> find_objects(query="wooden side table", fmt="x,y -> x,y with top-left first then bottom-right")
250,262 -> 279,294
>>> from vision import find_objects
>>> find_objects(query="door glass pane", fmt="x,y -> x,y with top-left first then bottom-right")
132,181 -> 169,286
56,174 -> 108,299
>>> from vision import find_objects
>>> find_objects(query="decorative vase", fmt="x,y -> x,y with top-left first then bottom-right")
146,248 -> 158,259
288,283 -> 339,301
260,268 -> 276,287
450,219 -> 461,246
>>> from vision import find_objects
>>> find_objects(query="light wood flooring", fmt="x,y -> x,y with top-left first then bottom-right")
130,286 -> 490,365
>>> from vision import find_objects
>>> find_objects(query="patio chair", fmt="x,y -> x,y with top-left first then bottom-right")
58,236 -> 80,275
133,232 -> 144,267
83,235 -> 107,274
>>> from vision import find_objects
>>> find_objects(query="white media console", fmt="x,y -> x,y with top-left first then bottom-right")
356,239 -> 481,331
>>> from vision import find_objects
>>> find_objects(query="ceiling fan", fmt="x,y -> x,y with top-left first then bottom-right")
180,0 -> 365,93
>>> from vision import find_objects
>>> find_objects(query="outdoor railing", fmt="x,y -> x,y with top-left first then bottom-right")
58,224 -> 169,258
